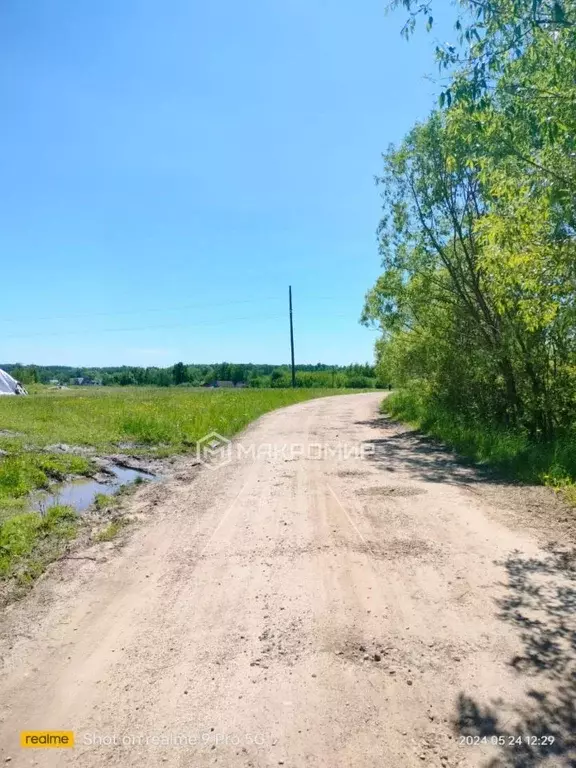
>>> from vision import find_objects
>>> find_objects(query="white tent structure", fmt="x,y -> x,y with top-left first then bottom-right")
0,368 -> 27,396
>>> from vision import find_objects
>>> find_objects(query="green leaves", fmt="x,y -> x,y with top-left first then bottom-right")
369,0 -> 576,437
552,1 -> 566,23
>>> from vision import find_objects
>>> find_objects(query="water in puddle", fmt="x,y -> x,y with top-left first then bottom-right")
32,466 -> 154,514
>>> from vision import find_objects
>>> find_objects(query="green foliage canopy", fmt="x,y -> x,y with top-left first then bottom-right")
364,0 -> 576,438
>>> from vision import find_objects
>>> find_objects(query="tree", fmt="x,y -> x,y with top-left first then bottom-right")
270,369 -> 286,388
360,0 -> 576,439
363,96 -> 576,436
172,362 -> 188,386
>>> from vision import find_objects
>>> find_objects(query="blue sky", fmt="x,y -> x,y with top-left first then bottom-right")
0,0 -> 453,367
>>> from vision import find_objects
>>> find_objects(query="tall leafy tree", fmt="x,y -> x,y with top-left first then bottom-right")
364,0 -> 576,438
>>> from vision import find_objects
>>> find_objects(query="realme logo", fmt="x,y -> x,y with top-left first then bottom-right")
20,731 -> 74,748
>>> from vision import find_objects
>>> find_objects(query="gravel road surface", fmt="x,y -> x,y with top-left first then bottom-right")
1,393 -> 574,767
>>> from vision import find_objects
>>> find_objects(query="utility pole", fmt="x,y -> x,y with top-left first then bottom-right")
289,285 -> 296,388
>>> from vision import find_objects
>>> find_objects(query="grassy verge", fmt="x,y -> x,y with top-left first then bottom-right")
0,387 -> 352,591
0,478 -> 141,600
94,517 -> 129,542
0,452 -> 93,502
384,387 -> 576,501
0,505 -> 78,584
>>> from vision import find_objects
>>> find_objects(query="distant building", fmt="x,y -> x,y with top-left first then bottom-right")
70,377 -> 101,386
215,380 -> 234,388
234,382 -> 247,388
49,379 -> 60,385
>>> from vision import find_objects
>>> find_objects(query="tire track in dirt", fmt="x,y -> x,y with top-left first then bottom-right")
0,393 -> 574,767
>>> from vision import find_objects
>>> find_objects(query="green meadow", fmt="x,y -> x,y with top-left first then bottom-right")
0,387 -> 346,587
0,386 -> 341,452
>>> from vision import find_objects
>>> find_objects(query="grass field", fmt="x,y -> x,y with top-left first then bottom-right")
0,387 -> 348,589
0,386 -> 347,502
0,386 -> 343,452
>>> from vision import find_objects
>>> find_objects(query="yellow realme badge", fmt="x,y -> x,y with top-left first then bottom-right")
20,731 -> 74,748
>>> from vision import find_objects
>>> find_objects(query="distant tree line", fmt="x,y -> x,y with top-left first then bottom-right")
1,363 -> 383,390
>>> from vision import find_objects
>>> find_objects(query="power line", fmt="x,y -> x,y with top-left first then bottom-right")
0,294 -> 354,325
1,309 -> 357,343
1,313 -> 287,341
0,297 -> 280,325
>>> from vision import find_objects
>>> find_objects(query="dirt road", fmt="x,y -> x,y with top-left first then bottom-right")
0,393 -> 574,767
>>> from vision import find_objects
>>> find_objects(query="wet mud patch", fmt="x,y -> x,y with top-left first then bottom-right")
31,466 -> 155,514
336,469 -> 372,478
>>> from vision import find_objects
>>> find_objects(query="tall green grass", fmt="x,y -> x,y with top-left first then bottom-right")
0,505 -> 78,585
0,453 -> 92,501
0,387 -> 345,452
385,386 -> 576,487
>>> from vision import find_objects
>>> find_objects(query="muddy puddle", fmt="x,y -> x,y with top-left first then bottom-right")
32,466 -> 156,514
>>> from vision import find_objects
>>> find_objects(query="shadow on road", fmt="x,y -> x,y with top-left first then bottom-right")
359,415 -> 489,484
359,413 -> 576,765
455,545 -> 576,767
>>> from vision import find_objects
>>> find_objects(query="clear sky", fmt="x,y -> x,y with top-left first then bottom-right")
0,0 -> 452,367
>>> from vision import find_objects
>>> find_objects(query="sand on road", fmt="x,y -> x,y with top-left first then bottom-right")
0,392 -> 574,767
